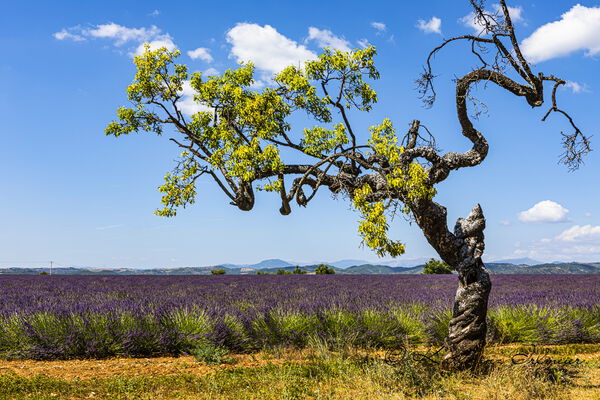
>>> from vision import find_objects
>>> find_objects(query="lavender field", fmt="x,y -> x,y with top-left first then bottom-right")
1,274 -> 599,360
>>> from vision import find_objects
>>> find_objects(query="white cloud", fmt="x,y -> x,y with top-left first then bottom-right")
460,12 -> 482,33
307,27 -> 351,51
556,225 -> 600,242
248,79 -> 267,90
564,80 -> 590,94
585,212 -> 593,217
511,242 -> 600,262
85,23 -> 162,45
371,22 -> 386,32
203,67 -> 219,76
96,224 -> 124,231
517,200 -> 570,223
177,80 -> 213,116
510,220 -> 600,261
54,23 -> 177,55
148,10 -> 160,17
513,222 -> 600,261
492,4 -> 523,23
226,23 -> 316,75
187,47 -> 213,62
134,38 -> 177,55
357,38 -> 370,48
53,29 -> 85,42
499,220 -> 511,226
521,5 -> 600,63
460,4 -> 523,34
417,17 -> 442,34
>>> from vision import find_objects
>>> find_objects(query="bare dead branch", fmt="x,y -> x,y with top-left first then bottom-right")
541,77 -> 592,170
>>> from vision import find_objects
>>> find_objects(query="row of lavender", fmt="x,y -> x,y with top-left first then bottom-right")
1,274 -> 598,359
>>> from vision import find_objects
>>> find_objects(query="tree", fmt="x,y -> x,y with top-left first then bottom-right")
293,266 -> 307,274
276,269 -> 292,275
422,259 -> 452,275
211,269 -> 226,275
315,264 -> 335,274
106,0 -> 589,370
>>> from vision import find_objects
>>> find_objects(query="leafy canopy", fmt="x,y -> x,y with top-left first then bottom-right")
422,259 -> 453,274
315,264 -> 336,274
106,44 -> 436,258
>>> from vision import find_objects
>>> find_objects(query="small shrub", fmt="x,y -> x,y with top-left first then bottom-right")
422,258 -> 452,274
315,264 -> 335,274
276,269 -> 292,275
293,266 -> 307,274
190,343 -> 229,365
211,269 -> 226,275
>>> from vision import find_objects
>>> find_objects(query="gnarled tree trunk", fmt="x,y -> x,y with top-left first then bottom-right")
443,203 -> 491,369
412,200 -> 491,370
443,259 -> 491,369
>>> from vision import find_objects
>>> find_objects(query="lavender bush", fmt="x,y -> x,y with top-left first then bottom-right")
0,274 -> 598,359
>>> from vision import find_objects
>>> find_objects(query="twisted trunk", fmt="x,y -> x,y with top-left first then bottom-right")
443,258 -> 491,369
413,200 -> 491,370
444,205 -> 491,369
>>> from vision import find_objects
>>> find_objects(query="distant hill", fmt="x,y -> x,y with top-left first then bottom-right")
377,257 -> 432,267
393,265 -> 425,274
343,264 -> 397,274
486,262 -> 600,274
247,259 -> 294,269
1,260 -> 599,275
218,259 -> 293,270
487,257 -> 541,266
328,259 -> 371,269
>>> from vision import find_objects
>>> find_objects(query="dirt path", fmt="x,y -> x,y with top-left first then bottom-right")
0,353 -> 295,380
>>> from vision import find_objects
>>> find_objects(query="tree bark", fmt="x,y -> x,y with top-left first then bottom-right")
412,200 -> 491,370
442,259 -> 491,370
442,204 -> 491,370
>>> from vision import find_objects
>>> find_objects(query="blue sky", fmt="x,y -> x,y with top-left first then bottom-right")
1,1 -> 599,268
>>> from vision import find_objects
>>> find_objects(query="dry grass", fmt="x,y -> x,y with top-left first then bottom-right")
0,345 -> 598,400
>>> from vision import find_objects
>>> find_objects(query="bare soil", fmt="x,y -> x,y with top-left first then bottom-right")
0,353 -> 299,380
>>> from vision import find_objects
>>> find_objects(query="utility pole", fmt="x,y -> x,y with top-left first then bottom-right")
50,261 -> 53,276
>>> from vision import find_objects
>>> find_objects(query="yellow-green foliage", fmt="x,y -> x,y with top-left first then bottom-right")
303,47 -> 379,111
349,119 -> 437,257
301,124 -> 349,156
353,184 -> 405,257
106,44 -> 436,257
155,152 -> 199,217
367,118 -> 403,163
367,118 -> 436,203
274,65 -> 331,122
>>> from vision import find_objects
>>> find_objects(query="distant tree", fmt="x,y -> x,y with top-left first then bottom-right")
107,0 -> 590,370
293,266 -> 307,274
256,270 -> 269,275
315,264 -> 335,274
211,269 -> 226,275
276,269 -> 292,275
423,259 -> 452,275
39,271 -> 48,276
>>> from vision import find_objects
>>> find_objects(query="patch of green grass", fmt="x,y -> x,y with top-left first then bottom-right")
190,343 -> 230,365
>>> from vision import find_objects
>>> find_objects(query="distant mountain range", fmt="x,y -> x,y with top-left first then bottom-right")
218,257 -> 436,269
1,260 -> 599,275
486,257 -> 541,266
